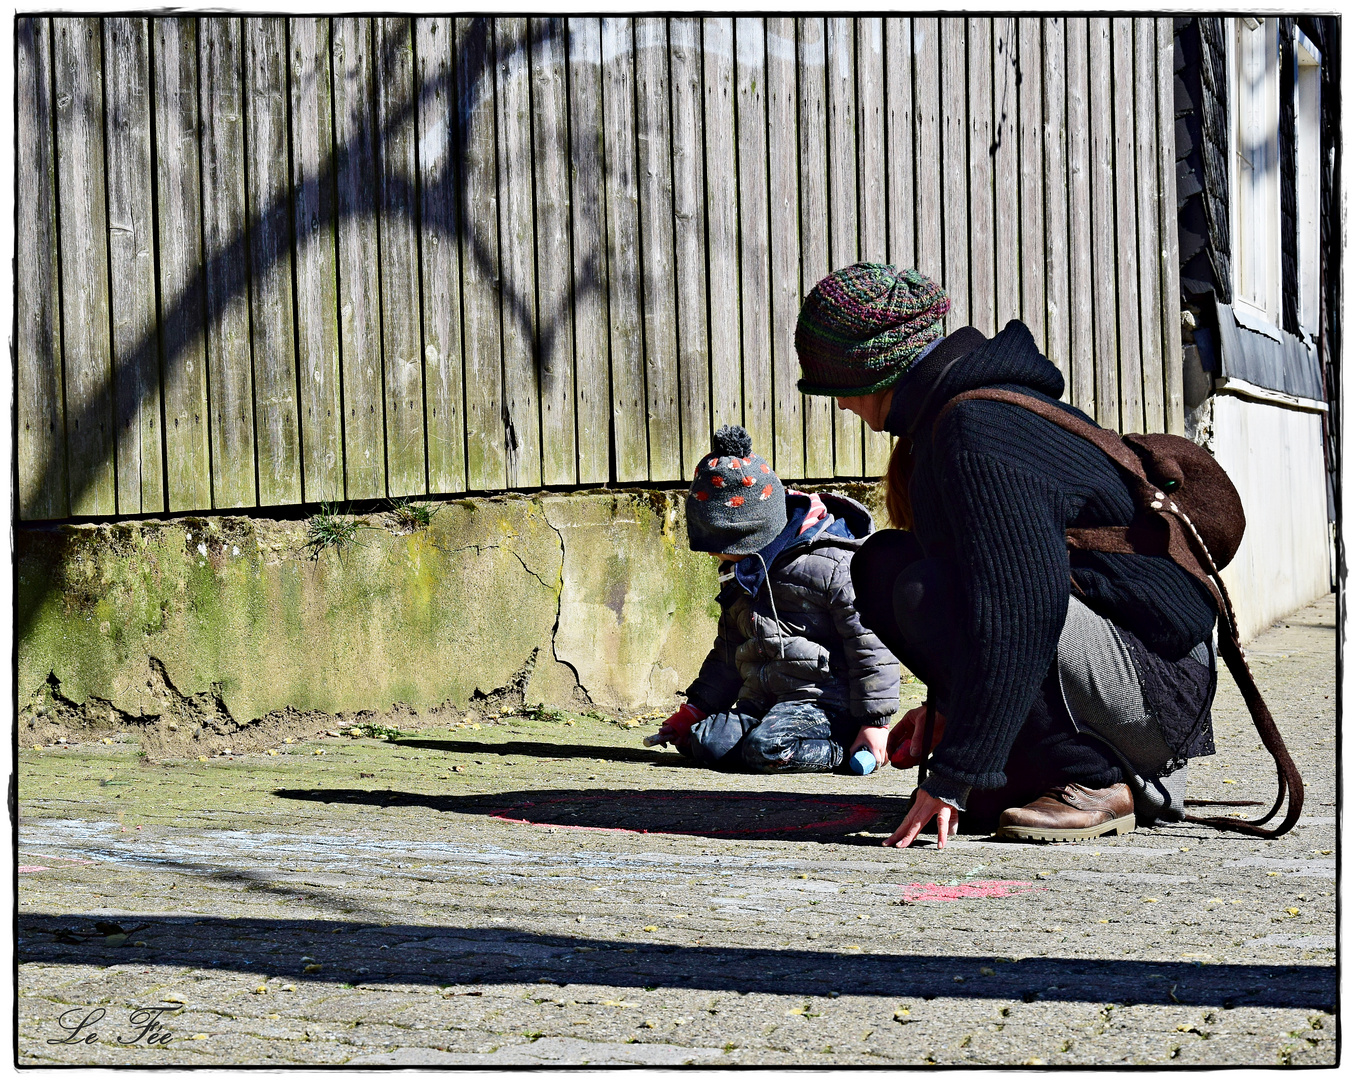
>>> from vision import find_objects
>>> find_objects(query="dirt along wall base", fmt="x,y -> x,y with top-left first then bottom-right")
15,490 -> 767,753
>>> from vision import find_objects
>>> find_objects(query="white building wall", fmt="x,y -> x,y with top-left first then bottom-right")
1209,393 -> 1331,641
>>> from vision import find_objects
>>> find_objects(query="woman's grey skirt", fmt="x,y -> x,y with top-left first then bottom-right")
1058,597 -> 1217,821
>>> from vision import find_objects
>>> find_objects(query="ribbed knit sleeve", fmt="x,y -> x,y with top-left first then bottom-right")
927,450 -> 1074,789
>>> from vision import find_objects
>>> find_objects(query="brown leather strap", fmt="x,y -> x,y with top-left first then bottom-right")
931,386 -> 1304,838
934,389 -> 1158,502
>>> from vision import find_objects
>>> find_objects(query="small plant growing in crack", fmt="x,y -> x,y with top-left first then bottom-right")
518,704 -> 575,724
306,503 -> 364,560
354,723 -> 407,741
389,497 -> 440,532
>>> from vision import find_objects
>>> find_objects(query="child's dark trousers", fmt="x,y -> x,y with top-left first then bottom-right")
684,700 -> 862,773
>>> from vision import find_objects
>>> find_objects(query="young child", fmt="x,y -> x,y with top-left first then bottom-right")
649,425 -> 900,772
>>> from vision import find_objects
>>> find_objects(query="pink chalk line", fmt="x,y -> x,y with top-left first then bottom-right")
901,880 -> 1047,902
18,852 -> 97,870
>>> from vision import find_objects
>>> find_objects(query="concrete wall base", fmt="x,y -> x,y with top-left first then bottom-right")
16,486 -> 884,734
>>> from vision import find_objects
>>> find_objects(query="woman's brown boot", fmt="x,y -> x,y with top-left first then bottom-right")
996,782 -> 1135,842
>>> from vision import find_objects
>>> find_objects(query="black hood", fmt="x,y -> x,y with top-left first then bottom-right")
886,320 -> 1065,438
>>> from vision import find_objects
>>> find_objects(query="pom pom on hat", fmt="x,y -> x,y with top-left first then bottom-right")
711,425 -> 753,458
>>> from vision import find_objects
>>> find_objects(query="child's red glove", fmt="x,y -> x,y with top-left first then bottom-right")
646,703 -> 706,749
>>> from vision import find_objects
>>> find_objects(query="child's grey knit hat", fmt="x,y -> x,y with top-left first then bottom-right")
685,426 -> 787,556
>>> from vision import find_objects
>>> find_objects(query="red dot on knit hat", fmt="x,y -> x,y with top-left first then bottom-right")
711,475 -> 725,488
743,458 -> 752,466
761,484 -> 773,499
729,459 -> 742,469
694,491 -> 709,501
707,458 -> 718,468
760,463 -> 770,473
741,475 -> 754,487
728,495 -> 745,507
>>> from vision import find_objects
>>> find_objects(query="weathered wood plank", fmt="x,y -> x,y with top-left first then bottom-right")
416,17 -> 467,495
567,18 -> 610,485
530,17 -> 577,487
1064,18 -> 1096,418
243,17 -> 301,506
670,16 -> 710,466
1017,18 -> 1047,357
705,17 -> 743,435
199,17 -> 256,508
992,17 -> 1020,333
1157,17 -> 1186,436
858,18 -> 887,263
333,17 -> 387,498
1134,17 -> 1165,433
1041,18 -> 1071,392
455,17 -> 505,491
826,17 -> 862,478
966,18 -> 995,337
913,18 -> 943,283
16,18 -> 68,520
153,18 -> 212,513
860,14 -> 892,476
940,18 -> 969,329
736,18 -> 775,466
765,17 -> 802,478
52,17 -> 116,516
494,17 -> 542,490
415,18 -> 466,494
1087,18 -> 1119,431
289,16 -> 343,502
634,17 -> 680,481
884,18 -> 915,269
1111,18 -> 1143,434
798,17 -> 834,478
104,17 -> 164,515
376,17 -> 428,496
601,18 -> 647,482
826,17 -> 859,270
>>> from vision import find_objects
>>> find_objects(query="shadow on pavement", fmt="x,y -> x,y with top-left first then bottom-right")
392,738 -> 694,767
17,913 -> 1334,1010
273,787 -> 915,844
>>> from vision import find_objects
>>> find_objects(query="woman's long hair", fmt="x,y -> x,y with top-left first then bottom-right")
884,436 -> 914,530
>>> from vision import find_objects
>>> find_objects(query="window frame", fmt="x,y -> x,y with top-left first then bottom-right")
1294,27 -> 1322,340
1228,16 -> 1282,327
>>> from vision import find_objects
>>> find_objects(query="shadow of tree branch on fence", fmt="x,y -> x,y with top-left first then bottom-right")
18,16 -> 596,649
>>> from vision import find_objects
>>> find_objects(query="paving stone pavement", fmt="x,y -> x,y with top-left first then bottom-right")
17,595 -> 1337,1066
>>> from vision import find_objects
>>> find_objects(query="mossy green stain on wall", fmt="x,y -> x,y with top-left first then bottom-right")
15,487 -> 880,723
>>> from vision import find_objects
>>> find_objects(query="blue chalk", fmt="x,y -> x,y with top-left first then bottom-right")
850,749 -> 878,776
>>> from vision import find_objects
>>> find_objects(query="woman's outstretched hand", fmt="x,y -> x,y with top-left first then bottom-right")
886,705 -> 947,769
884,788 -> 958,849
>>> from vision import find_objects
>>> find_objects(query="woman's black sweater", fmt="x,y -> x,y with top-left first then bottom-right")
887,320 -> 1217,792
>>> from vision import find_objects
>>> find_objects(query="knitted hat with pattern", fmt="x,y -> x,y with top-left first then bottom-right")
685,425 -> 787,556
795,264 -> 951,396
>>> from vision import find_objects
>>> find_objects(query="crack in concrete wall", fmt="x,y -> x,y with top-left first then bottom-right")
14,490 -> 785,728
15,485 -> 886,730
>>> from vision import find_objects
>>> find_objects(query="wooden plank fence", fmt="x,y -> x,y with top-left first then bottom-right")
15,15 -> 1184,521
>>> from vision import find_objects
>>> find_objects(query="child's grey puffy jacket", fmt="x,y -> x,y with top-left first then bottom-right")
684,494 -> 900,724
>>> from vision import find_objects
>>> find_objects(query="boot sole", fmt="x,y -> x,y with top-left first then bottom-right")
996,814 -> 1135,843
